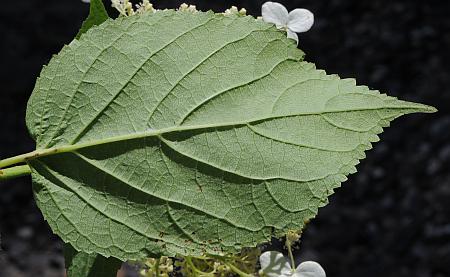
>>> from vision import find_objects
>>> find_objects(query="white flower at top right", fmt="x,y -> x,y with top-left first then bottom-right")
262,1 -> 314,45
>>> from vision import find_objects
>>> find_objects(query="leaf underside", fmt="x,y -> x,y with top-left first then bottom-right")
26,10 -> 435,260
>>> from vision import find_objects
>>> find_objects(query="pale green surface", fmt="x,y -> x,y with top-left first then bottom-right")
25,10 -> 435,260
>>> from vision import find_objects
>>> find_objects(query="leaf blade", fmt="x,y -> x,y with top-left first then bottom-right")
26,10 -> 435,261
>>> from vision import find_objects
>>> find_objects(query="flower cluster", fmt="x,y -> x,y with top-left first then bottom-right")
139,256 -> 174,277
82,0 -> 154,16
81,1 -> 314,45
135,0 -> 154,14
224,6 -> 247,16
178,3 -> 198,13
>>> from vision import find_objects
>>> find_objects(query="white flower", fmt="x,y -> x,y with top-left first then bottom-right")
261,2 -> 314,45
81,0 -> 90,3
259,251 -> 326,277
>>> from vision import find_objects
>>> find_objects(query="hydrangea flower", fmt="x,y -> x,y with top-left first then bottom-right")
261,2 -> 314,44
259,251 -> 326,277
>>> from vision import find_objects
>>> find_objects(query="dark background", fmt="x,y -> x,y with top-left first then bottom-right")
0,0 -> 448,276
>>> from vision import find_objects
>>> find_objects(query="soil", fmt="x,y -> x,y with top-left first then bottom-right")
0,1 -> 449,277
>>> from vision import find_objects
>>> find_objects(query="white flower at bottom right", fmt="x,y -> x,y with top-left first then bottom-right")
259,251 -> 326,277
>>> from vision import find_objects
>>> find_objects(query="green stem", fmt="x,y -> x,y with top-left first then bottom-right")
154,258 -> 160,277
286,240 -> 296,271
223,261 -> 254,277
185,257 -> 210,277
206,255 -> 253,277
0,152 -> 36,169
0,165 -> 32,180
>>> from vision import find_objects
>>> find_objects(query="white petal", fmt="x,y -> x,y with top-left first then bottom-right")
295,261 -> 326,277
81,0 -> 90,3
262,2 -> 289,28
288,8 -> 314,33
287,29 -> 299,45
259,251 -> 293,277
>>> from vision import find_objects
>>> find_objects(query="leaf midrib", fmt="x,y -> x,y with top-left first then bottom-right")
32,105 -> 425,161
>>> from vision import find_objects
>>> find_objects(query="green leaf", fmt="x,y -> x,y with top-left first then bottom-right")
64,244 -> 122,277
25,10 -> 436,260
76,0 -> 109,39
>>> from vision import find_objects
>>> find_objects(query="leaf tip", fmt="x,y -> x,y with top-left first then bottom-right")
391,99 -> 438,115
410,103 -> 438,114
424,105 -> 438,113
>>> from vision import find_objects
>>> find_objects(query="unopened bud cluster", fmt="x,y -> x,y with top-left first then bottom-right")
139,256 -> 174,277
112,0 -> 154,16
224,6 -> 247,16
286,229 -> 301,245
92,1 -> 250,18
178,3 -> 198,13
